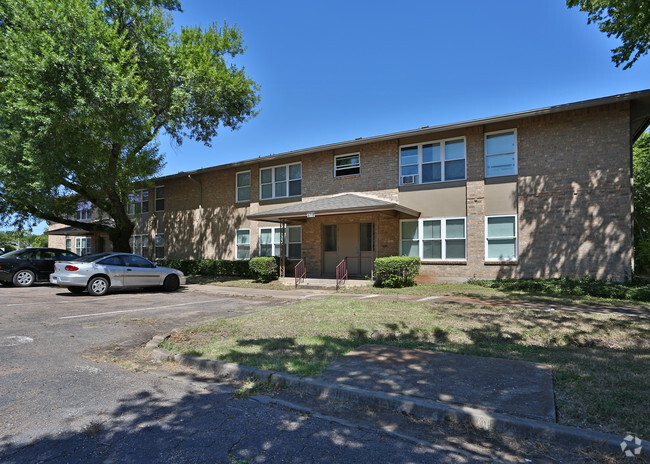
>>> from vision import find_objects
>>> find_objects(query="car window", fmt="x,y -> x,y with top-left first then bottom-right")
99,256 -> 124,266
56,251 -> 79,260
121,255 -> 153,268
37,250 -> 56,260
0,249 -> 25,258
74,252 -> 113,262
19,250 -> 36,259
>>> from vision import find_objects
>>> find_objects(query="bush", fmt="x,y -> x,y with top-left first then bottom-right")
374,256 -> 421,288
469,276 -> 650,302
157,259 -> 251,278
249,257 -> 279,282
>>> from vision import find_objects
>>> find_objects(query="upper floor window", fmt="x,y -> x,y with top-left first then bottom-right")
236,171 -> 251,202
485,130 -> 517,177
400,217 -> 466,261
155,186 -> 165,211
260,163 -> 301,200
128,189 -> 149,215
130,234 -> 149,257
485,215 -> 517,261
400,138 -> 466,185
259,226 -> 302,258
334,153 -> 360,177
75,201 -> 92,221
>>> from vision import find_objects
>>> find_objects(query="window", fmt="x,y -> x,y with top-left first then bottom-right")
259,226 -> 302,258
486,215 -> 517,261
400,218 -> 466,260
122,254 -> 153,268
236,171 -> 251,202
65,238 -> 72,252
75,201 -> 92,221
260,163 -> 301,200
399,138 -> 466,185
324,225 -> 337,252
75,237 -> 92,256
130,234 -> 149,257
334,153 -> 360,177
128,189 -> 149,215
99,255 -> 124,266
485,130 -> 517,177
155,186 -> 165,211
236,229 -> 250,260
155,234 -> 164,259
360,223 -> 374,252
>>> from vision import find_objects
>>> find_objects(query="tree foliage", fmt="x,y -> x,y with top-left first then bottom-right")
633,132 -> 650,273
0,0 -> 260,251
567,0 -> 650,69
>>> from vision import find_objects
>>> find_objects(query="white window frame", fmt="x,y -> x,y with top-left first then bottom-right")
259,162 -> 302,200
155,185 -> 165,212
235,228 -> 251,260
258,226 -> 302,258
334,153 -> 361,177
399,137 -> 467,186
75,237 -> 92,256
154,233 -> 164,259
236,170 -> 251,203
65,238 -> 72,252
130,234 -> 149,257
485,215 -> 518,262
484,129 -> 518,178
399,217 -> 467,261
75,201 -> 92,221
128,189 -> 149,215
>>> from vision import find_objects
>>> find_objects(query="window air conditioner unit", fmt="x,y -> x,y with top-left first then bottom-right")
401,175 -> 417,184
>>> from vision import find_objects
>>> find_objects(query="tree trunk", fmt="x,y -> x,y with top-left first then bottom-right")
109,225 -> 134,253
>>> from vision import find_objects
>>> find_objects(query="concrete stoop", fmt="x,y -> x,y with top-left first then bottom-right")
150,347 -> 649,456
279,277 -> 374,289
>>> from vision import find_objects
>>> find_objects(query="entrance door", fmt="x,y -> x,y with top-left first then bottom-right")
322,223 -> 373,276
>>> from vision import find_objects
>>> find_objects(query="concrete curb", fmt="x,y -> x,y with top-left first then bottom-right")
168,352 -> 649,455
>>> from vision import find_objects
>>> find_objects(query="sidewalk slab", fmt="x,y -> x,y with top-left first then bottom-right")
315,344 -> 555,422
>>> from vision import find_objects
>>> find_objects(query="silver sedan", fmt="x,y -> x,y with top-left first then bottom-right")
50,252 -> 186,296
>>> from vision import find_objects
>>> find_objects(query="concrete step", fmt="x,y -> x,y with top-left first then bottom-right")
279,277 -> 374,289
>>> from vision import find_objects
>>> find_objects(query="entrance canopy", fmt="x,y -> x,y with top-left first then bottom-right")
44,226 -> 91,236
247,193 -> 420,223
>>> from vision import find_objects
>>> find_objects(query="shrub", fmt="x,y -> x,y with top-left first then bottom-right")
249,256 -> 279,282
374,256 -> 421,288
157,259 -> 251,278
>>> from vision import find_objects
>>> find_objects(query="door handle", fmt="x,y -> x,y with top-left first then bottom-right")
127,268 -> 133,272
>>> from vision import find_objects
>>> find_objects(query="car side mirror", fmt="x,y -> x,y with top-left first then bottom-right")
153,262 -> 158,268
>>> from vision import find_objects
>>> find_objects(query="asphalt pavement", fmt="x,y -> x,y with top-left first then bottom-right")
0,284 -> 498,463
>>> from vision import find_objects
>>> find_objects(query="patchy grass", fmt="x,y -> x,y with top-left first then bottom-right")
232,378 -> 284,399
160,297 -> 650,435
186,276 -> 290,290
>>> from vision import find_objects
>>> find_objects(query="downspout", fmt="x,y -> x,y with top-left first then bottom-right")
187,174 -> 204,259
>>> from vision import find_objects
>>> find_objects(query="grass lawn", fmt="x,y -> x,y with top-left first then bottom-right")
160,296 -> 649,436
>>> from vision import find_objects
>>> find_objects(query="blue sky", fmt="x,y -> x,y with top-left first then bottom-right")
31,1 -> 650,234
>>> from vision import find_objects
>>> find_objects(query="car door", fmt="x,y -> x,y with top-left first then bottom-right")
33,250 -> 57,279
121,255 -> 161,287
94,255 -> 127,287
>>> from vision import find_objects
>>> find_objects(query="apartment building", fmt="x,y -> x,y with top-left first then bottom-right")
48,90 -> 650,282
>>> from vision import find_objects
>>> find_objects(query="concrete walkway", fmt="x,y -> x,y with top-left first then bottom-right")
187,282 -> 650,318
316,344 -> 556,422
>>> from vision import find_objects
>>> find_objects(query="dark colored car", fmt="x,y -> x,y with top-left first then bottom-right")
0,248 -> 79,287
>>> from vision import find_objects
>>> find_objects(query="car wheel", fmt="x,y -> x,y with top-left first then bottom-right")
87,276 -> 109,296
163,274 -> 180,292
67,286 -> 85,294
13,269 -> 35,287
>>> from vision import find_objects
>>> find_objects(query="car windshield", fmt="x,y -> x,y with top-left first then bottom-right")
73,252 -> 113,262
0,249 -> 26,258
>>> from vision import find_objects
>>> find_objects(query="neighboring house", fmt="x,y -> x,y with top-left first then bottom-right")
48,90 -> 650,281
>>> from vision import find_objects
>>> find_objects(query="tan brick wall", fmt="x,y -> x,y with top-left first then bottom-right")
104,100 -> 633,281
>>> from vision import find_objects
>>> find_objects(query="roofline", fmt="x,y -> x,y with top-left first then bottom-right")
154,89 -> 650,183
247,203 -> 420,222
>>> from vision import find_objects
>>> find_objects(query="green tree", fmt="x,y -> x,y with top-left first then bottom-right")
567,0 -> 650,69
0,0 -> 259,251
634,132 -> 650,273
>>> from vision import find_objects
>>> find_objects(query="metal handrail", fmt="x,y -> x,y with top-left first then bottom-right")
335,257 -> 348,290
295,258 -> 306,287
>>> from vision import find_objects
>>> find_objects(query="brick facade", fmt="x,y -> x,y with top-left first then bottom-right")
48,95 -> 642,281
